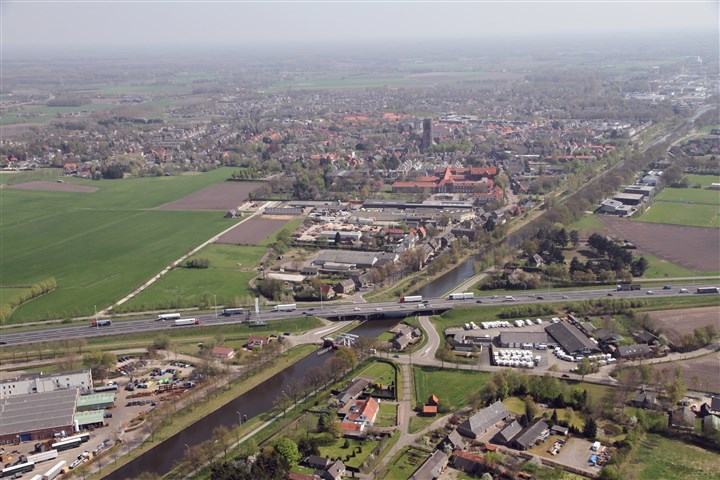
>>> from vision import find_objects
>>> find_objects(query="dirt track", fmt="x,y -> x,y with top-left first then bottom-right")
156,182 -> 261,210
8,181 -> 98,193
599,216 -> 720,272
215,216 -> 289,245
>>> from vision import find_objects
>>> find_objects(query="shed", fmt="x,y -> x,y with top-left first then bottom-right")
76,392 -> 115,411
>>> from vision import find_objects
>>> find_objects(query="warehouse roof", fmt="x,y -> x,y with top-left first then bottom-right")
0,389 -> 77,437
77,392 -> 115,408
545,322 -> 601,355
499,331 -> 548,344
75,410 -> 105,426
314,249 -> 378,267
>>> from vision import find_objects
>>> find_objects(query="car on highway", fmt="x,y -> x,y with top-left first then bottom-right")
607,293 -> 613,296
376,308 -> 383,311
392,354 -> 400,358
491,295 -> 498,299
354,307 -> 361,311
476,299 -> 483,303
561,295 -> 569,299
536,296 -> 544,300
646,290 -> 654,295
679,288 -> 689,293
663,285 -> 672,290
331,310 -> 338,313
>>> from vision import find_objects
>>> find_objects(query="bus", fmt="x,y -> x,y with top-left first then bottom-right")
697,287 -> 720,294
449,292 -> 474,300
156,313 -> 181,321
221,308 -> 244,316
1,462 -> 35,478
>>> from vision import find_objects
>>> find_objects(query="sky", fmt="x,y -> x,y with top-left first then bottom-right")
2,1 -> 718,52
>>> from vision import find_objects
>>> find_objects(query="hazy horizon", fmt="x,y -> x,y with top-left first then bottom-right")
2,0 -> 718,56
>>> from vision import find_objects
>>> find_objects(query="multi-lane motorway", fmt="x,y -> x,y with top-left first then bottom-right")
1,284 -> 716,346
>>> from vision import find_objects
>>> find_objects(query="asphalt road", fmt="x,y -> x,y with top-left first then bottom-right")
1,283 -> 716,346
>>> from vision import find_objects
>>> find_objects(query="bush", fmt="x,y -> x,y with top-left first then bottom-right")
185,258 -> 210,269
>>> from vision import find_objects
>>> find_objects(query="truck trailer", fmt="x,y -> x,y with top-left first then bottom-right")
399,295 -> 423,303
696,287 -> 720,294
157,313 -> 182,321
616,284 -> 641,291
221,308 -> 244,316
273,304 -> 297,312
449,292 -> 474,300
42,460 -> 67,480
173,318 -> 200,326
27,450 -> 58,464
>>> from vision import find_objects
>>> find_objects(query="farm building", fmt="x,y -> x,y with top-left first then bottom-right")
0,389 -> 78,443
614,344 -> 653,360
669,407 -> 696,430
600,199 -> 635,216
440,430 -> 467,452
512,420 -> 550,450
493,420 -> 522,446
337,377 -> 371,406
313,250 -> 378,269
545,322 -> 601,356
1,370 -> 93,398
457,400 -> 511,439
210,346 -> 236,359
409,450 -> 448,480
451,450 -> 486,476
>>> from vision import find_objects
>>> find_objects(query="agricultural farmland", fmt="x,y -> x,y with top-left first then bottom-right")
216,216 -> 291,245
156,182 -> 262,211
1,168 -> 241,322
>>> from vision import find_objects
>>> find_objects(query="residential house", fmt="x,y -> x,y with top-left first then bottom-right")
632,390 -> 659,410
457,401 -> 511,439
334,279 -> 356,295
210,346 -> 236,359
528,254 -> 544,268
702,414 -> 720,434
305,455 -> 332,470
409,450 -> 448,480
343,397 -> 379,427
246,336 -> 269,350
440,430 -> 466,452
318,460 -> 345,480
668,407 -> 696,430
320,284 -> 336,300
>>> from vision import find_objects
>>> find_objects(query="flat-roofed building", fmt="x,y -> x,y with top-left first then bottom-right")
1,370 -> 93,398
314,250 -> 378,269
613,193 -> 645,206
0,389 -> 78,443
498,331 -> 549,348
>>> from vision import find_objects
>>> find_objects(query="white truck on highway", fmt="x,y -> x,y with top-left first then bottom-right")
449,292 -> 474,300
173,317 -> 200,326
157,313 -> 181,321
273,304 -> 297,312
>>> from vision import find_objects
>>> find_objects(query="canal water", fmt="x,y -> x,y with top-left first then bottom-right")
106,319 -> 398,479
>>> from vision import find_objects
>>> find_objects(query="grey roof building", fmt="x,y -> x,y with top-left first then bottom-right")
0,389 -> 78,443
338,377 -> 371,405
512,420 -> 550,450
457,400 -> 511,439
314,249 -> 378,269
615,344 -> 653,359
498,331 -> 548,348
545,322 -> 601,356
492,419 -> 522,445
440,429 -> 467,452
409,450 -> 448,480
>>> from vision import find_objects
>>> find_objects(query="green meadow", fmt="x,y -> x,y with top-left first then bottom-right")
1,168 -> 240,322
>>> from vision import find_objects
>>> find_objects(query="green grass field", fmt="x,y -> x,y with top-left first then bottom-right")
0,287 -> 32,312
1,168 -> 245,322
627,434 -> 719,480
641,254 -> 718,278
119,244 -> 266,312
0,168 -> 65,186
569,214 -> 606,233
318,437 -> 379,469
637,177 -> 720,228
358,361 -> 396,386
382,447 -> 430,480
376,403 -> 398,427
413,366 -> 492,411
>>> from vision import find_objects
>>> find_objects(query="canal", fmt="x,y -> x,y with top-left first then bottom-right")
106,319 -> 399,479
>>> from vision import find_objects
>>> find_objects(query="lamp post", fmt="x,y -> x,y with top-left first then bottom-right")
184,443 -> 190,456
213,294 -> 218,318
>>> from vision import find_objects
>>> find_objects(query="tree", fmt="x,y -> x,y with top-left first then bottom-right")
84,350 -> 116,379
630,257 -> 649,276
273,437 -> 301,468
551,409 -> 558,423
212,425 -> 231,459
577,358 -> 593,381
334,231 -> 341,246
524,396 -> 538,421
569,229 -> 580,247
583,416 -> 598,439
153,334 -> 170,350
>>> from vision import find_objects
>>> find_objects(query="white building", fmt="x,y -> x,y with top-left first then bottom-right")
0,370 -> 93,398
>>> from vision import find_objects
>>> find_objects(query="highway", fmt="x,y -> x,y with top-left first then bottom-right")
1,283 -> 716,346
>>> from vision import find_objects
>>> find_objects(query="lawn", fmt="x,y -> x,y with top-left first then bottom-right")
318,437 -> 379,469
0,168 -> 65,186
382,447 -> 430,480
641,254 -> 718,278
655,186 -> 720,204
685,174 -> 720,188
1,168 -> 242,322
119,244 -> 266,312
413,366 -> 492,411
376,402 -> 398,427
627,433 -> 719,480
407,414 -> 436,434
569,214 -> 607,233
638,202 -> 719,228
358,361 -> 396,386
502,396 -> 526,416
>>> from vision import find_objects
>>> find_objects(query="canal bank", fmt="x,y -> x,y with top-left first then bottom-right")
103,319 -> 399,479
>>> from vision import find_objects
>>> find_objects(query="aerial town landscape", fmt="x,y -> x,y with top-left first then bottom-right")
0,2 -> 719,480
